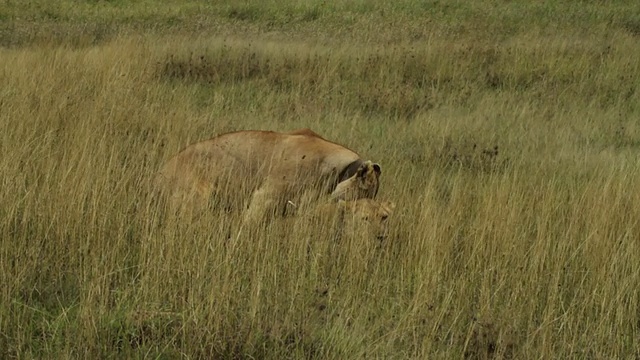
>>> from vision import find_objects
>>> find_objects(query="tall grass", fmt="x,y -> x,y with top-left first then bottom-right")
1,1 -> 640,358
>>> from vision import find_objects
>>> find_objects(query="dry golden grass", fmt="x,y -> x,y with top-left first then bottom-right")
1,1 -> 640,358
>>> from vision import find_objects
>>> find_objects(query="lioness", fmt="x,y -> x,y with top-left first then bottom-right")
155,128 -> 382,224
310,198 -> 396,240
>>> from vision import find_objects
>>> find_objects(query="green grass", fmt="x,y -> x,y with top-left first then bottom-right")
1,0 -> 640,358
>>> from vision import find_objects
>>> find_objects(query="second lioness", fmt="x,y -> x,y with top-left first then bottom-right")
156,128 -> 382,223
312,198 -> 395,240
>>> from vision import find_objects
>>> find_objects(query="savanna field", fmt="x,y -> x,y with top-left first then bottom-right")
1,1 -> 640,358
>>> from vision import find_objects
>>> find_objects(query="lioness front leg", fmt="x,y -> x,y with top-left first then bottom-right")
243,182 -> 288,226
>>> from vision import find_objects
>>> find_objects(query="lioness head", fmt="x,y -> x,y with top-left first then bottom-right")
331,160 -> 381,201
315,198 -> 395,240
341,198 -> 395,239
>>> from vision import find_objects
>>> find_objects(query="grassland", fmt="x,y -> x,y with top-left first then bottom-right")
1,0 -> 640,358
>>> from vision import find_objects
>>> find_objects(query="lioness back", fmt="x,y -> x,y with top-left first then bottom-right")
155,129 -> 382,223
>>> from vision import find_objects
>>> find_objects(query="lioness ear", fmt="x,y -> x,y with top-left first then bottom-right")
356,162 -> 369,177
356,160 -> 378,178
385,201 -> 396,211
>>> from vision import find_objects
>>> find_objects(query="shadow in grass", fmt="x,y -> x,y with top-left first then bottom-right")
464,316 -> 517,360
96,306 -> 331,359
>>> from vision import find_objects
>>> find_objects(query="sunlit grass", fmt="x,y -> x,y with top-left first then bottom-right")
1,1 -> 640,358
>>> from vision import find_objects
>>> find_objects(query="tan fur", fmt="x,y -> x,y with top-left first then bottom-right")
155,128 -> 382,224
312,198 -> 395,240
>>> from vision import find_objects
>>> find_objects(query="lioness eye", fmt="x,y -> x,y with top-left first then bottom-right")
381,215 -> 388,221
